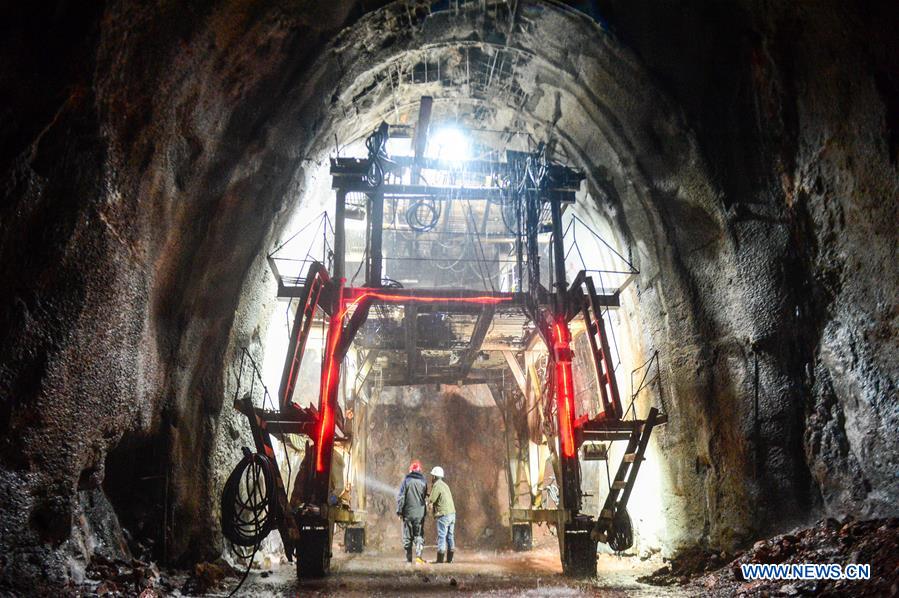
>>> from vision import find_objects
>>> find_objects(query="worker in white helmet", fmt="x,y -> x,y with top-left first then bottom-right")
427,465 -> 456,563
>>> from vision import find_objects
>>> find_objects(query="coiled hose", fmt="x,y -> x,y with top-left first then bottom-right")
221,448 -> 278,595
608,507 -> 634,552
365,125 -> 388,187
405,198 -> 440,232
221,447 -> 277,550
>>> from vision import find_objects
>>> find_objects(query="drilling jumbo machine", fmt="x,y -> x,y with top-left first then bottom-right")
221,98 -> 666,578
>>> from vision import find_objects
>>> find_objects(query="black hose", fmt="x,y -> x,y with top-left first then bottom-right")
221,448 -> 277,547
405,198 -> 440,232
608,507 -> 634,552
365,125 -> 389,188
221,448 -> 278,595
228,542 -> 259,597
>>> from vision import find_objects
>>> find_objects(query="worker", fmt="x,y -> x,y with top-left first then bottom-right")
396,459 -> 428,564
427,465 -> 456,563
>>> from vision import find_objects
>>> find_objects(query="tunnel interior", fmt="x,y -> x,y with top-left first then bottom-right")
0,0 -> 897,595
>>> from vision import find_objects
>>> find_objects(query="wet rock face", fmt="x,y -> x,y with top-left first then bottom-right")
0,1 -> 363,591
363,387 -> 511,551
596,0 -> 898,531
0,0 -> 896,592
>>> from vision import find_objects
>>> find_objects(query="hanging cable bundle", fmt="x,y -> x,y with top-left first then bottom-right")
221,447 -> 278,549
405,197 -> 440,232
607,507 -> 634,552
364,123 -> 389,188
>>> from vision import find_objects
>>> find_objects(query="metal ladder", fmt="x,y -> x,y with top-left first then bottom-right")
579,275 -> 622,420
593,407 -> 662,542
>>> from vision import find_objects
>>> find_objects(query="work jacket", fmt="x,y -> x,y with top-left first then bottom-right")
428,478 -> 456,517
397,471 -> 428,519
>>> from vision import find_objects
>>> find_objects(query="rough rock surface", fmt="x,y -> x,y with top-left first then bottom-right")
0,0 -> 896,592
363,386 -> 512,551
641,516 -> 899,597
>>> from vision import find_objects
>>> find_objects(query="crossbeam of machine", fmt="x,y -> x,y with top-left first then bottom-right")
276,283 -> 621,311
330,181 -> 574,204
331,155 -> 583,189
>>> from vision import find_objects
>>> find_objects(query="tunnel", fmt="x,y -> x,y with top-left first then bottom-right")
1,1 -> 897,595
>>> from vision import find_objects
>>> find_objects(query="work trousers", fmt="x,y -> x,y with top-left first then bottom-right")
402,516 -> 424,557
435,513 -> 456,553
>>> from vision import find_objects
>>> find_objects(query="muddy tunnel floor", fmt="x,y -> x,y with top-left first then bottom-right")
208,550 -> 675,597
69,517 -> 899,596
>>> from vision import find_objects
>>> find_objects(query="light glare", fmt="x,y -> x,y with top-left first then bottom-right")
427,127 -> 470,161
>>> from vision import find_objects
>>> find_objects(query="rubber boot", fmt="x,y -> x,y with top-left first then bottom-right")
406,547 -> 413,563
446,550 -> 454,563
435,551 -> 445,564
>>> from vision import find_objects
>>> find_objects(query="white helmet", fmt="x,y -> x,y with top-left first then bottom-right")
430,466 -> 445,478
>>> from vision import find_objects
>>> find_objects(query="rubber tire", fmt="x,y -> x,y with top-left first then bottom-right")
296,523 -> 331,578
562,525 -> 598,578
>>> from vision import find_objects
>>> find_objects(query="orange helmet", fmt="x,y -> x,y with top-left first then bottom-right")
409,460 -> 422,473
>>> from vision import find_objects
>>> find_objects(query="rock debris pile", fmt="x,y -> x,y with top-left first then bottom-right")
642,517 -> 899,596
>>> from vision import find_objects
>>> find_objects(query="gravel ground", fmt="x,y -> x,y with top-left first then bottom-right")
223,548 -> 681,597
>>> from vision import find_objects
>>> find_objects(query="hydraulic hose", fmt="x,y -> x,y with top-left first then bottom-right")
221,447 -> 277,548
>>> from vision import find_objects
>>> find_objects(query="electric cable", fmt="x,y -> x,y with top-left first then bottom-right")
463,199 -> 497,293
404,197 -> 441,232
364,126 -> 389,187
228,541 -> 259,597
608,508 -> 634,552
221,448 -> 277,595
221,449 -> 276,548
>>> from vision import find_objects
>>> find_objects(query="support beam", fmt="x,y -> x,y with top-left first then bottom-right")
378,370 -> 506,387
487,382 -> 519,519
349,392 -> 368,514
457,306 -> 495,381
502,350 -> 527,396
410,96 -> 432,184
277,284 -> 618,309
332,183 -> 573,202
334,190 -> 346,279
366,190 -> 384,287
343,287 -> 522,303
332,156 -> 582,194
549,197 -> 568,299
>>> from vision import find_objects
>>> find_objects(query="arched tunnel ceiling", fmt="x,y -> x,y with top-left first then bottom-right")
283,0 -> 724,282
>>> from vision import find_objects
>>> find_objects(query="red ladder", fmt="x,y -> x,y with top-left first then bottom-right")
579,275 -> 622,420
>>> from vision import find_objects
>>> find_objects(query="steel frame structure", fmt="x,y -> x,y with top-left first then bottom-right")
230,114 -> 665,578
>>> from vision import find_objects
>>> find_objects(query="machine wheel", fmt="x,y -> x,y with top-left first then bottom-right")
344,526 -> 365,553
561,521 -> 598,578
512,523 -> 532,551
296,519 -> 332,578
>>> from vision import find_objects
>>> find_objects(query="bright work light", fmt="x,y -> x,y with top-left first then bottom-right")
427,127 -> 470,161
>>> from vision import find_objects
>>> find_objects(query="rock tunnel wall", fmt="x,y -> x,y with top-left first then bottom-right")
361,385 -> 511,552
0,0 -> 895,591
593,0 -> 899,532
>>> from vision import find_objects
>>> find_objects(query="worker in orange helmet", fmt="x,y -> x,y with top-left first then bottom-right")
396,459 -> 428,564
